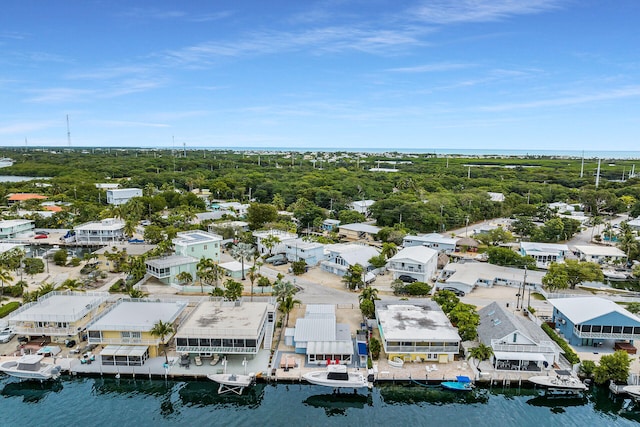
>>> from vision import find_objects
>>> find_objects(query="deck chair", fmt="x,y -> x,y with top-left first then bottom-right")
431,364 -> 438,371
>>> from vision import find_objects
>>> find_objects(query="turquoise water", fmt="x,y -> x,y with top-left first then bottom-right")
1,376 -> 639,427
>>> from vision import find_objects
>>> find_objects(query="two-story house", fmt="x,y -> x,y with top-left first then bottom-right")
74,218 -> 125,244
320,243 -> 379,279
387,246 -> 438,283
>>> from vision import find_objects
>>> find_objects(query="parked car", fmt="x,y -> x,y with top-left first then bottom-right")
0,328 -> 15,344
35,230 -> 49,235
398,275 -> 417,283
34,234 -> 48,239
441,287 -> 465,297
265,254 -> 286,264
272,259 -> 287,266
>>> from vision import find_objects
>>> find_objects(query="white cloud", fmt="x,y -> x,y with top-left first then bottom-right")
0,120 -> 57,135
25,88 -> 96,103
409,0 -> 563,24
386,62 -> 475,73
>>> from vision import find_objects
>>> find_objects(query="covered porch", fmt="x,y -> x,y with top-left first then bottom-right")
493,351 -> 545,372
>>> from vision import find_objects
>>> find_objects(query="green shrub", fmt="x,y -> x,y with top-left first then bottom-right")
369,337 -> 381,360
0,301 -> 21,318
541,323 -> 580,364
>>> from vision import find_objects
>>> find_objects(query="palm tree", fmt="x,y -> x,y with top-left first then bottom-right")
0,267 -> 14,296
150,320 -> 175,364
176,271 -> 193,288
128,287 -> 148,299
247,266 -> 260,302
223,278 -> 244,301
279,295 -> 301,327
123,220 -> 136,239
380,242 -> 398,260
272,279 -> 297,304
359,287 -> 379,304
469,343 -> 494,368
230,243 -> 255,280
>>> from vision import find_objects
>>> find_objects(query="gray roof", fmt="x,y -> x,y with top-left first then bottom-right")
375,300 -> 460,342
339,223 -> 381,234
389,246 -> 437,263
477,302 -> 553,346
294,317 -> 336,342
549,297 -> 640,324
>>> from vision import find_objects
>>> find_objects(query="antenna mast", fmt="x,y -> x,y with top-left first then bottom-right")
66,115 -> 71,146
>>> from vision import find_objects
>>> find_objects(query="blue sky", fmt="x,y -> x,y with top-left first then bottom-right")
1,0 -> 639,151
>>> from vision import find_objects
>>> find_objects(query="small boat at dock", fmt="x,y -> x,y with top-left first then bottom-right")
303,364 -> 371,390
528,370 -> 587,393
441,376 -> 474,391
622,385 -> 640,401
0,355 -> 62,381
207,372 -> 256,395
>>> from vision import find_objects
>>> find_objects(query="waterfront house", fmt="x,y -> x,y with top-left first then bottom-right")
573,245 -> 627,265
145,231 -> 222,289
286,304 -> 353,365
253,229 -> 298,256
387,246 -> 438,283
439,263 -> 545,296
320,243 -> 379,279
74,218 -> 125,244
477,302 -> 560,371
337,223 -> 380,242
0,219 -> 34,239
284,238 -> 325,266
175,298 -> 276,356
628,216 -> 640,231
7,291 -> 110,344
549,297 -> 640,348
106,188 -> 143,205
86,298 -> 188,363
402,233 -> 458,254
520,242 -> 569,269
375,300 -> 460,363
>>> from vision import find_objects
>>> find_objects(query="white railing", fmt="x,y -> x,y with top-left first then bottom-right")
385,345 -> 459,353
491,340 -> 555,354
573,328 -> 640,340
89,337 -> 159,346
176,346 -> 257,354
15,326 -> 77,336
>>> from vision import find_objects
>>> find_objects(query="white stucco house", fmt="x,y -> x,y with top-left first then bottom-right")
387,246 -> 438,283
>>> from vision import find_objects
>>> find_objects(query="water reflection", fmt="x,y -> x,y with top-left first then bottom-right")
379,384 -> 490,405
303,391 -> 373,416
1,380 -> 63,403
178,380 -> 266,408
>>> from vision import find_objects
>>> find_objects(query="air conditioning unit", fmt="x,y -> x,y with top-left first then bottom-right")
560,319 -> 566,325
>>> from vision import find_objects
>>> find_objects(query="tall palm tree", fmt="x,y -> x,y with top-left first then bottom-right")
176,271 -> 193,288
279,295 -> 301,327
230,243 -> 255,280
381,242 -> 398,260
359,287 -> 379,304
150,320 -> 175,364
272,279 -> 297,303
0,267 -> 14,296
247,266 -> 260,302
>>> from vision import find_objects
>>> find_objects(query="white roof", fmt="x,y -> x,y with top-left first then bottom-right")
339,223 -> 381,234
0,219 -> 33,227
89,300 -> 187,331
305,304 -> 336,316
173,230 -> 222,245
520,242 -> 569,253
294,317 -> 336,342
100,345 -> 148,357
332,244 -> 379,266
389,246 -> 437,264
573,245 -> 626,257
74,218 -> 124,231
285,238 -> 323,251
9,292 -> 109,322
351,200 -> 375,208
443,263 -> 545,287
253,229 -> 298,240
376,302 -> 460,342
404,233 -> 458,246
493,351 -> 546,362
549,297 -> 640,324
307,340 -> 354,355
178,301 -> 269,338
219,260 -> 248,272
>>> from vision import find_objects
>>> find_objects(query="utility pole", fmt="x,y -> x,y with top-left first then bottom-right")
440,205 -> 444,232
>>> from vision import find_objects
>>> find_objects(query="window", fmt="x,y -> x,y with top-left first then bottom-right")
602,326 -> 612,334
176,338 -> 187,346
623,327 -> 633,334
188,338 -> 198,346
88,330 -> 101,339
613,326 -> 622,334
592,326 -> 602,333
204,245 -> 207,250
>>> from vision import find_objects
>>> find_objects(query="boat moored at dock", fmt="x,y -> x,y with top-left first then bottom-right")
303,364 -> 371,390
528,370 -> 587,393
0,355 -> 62,381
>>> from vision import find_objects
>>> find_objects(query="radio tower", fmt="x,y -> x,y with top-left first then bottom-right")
66,115 -> 71,146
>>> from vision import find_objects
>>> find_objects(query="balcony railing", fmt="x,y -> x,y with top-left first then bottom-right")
573,328 -> 640,340
385,345 -> 459,354
491,340 -> 556,354
176,346 -> 257,354
15,326 -> 77,336
88,337 -> 160,346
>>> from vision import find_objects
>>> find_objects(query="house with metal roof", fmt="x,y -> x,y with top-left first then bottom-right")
349,199 -> 375,216
520,242 -> 570,269
439,262 -> 545,296
284,238 -> 325,266
86,298 -> 188,364
403,233 -> 458,254
337,223 -> 380,242
549,297 -> 640,348
106,188 -> 142,205
477,302 -> 560,372
387,246 -> 438,283
145,230 -> 222,289
7,291 -> 110,343
285,304 -> 354,365
572,245 -> 627,265
74,218 -> 125,244
375,300 -> 460,363
253,229 -> 298,256
0,219 -> 34,239
321,219 -> 341,232
320,243 -> 380,280
175,298 -> 276,356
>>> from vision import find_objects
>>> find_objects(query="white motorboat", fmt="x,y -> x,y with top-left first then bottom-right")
0,355 -> 62,381
207,372 -> 256,395
303,364 -> 371,389
623,385 -> 640,401
528,370 -> 587,392
603,269 -> 629,281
